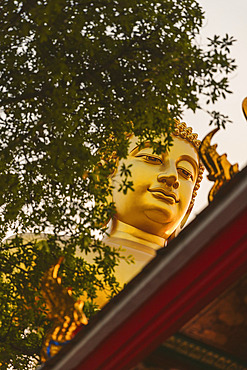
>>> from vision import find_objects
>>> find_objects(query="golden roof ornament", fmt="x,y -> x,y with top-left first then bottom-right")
198,96 -> 247,203
40,258 -> 88,362
242,96 -> 247,121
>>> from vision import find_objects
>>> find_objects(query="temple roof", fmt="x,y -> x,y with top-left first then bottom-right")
41,165 -> 247,370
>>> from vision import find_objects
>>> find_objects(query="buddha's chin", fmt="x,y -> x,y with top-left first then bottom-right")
144,209 -> 174,224
141,209 -> 175,237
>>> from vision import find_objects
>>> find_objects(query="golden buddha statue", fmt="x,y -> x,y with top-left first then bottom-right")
94,121 -> 205,305
39,120 -> 204,360
6,121 -> 204,305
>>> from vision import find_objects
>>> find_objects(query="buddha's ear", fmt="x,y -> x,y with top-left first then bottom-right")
167,207 -> 193,242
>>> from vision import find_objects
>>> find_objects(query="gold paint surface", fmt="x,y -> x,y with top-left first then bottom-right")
111,135 -> 200,243
98,125 -> 204,306
40,259 -> 88,362
98,134 -> 202,305
242,97 -> 247,121
199,128 -> 239,202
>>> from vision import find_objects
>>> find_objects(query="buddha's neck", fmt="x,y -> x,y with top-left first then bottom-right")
106,219 -> 165,251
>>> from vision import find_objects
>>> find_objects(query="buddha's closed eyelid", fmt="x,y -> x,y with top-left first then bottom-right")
135,154 -> 162,164
177,166 -> 194,181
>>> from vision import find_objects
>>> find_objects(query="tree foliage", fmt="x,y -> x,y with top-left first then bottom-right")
0,0 -> 236,367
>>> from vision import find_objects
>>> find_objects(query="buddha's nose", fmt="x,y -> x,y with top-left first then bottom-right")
157,167 -> 179,189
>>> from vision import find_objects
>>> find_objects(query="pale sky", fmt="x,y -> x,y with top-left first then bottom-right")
184,0 -> 247,220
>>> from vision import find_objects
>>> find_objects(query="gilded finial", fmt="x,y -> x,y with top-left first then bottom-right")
199,128 -> 239,203
40,258 -> 88,362
242,97 -> 247,121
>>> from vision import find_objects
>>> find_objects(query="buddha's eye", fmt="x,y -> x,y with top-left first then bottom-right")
136,155 -> 162,164
177,167 -> 194,181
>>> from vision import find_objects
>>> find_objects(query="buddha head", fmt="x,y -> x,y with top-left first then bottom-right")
110,121 -> 204,244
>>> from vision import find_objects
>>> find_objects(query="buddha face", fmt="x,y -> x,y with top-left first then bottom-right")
111,135 -> 199,239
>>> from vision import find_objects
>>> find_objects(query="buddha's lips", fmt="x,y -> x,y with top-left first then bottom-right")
148,188 -> 179,203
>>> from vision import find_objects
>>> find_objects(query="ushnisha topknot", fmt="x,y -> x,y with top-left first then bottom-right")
173,119 -> 204,214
